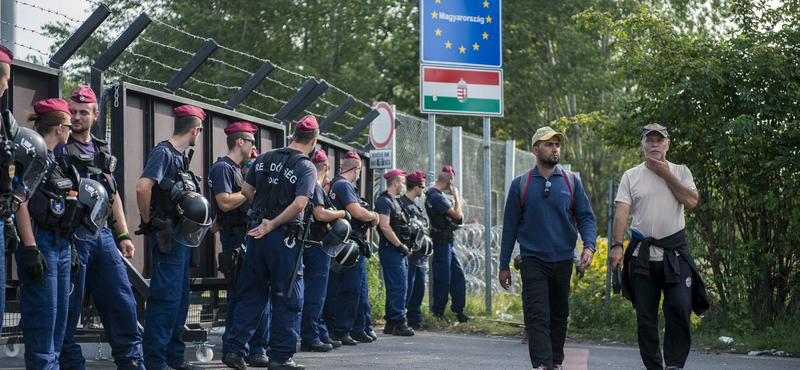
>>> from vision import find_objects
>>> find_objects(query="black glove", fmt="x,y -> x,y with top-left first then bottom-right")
23,245 -> 48,283
71,246 -> 80,277
134,219 -> 154,236
394,242 -> 409,256
4,218 -> 19,256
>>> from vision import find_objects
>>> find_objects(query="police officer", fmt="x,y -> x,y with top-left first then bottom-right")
328,151 -> 379,345
0,44 -> 14,337
55,85 -> 145,370
299,149 -> 346,352
14,98 -> 83,369
136,105 -> 209,370
208,121 -> 269,367
224,115 -> 319,370
401,171 -> 431,330
425,166 -> 469,324
376,169 -> 415,336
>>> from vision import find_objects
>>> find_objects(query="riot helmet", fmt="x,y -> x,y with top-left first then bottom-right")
330,239 -> 359,273
13,128 -> 48,203
173,192 -> 212,247
408,218 -> 428,250
76,178 -> 111,237
415,235 -> 433,257
320,218 -> 351,257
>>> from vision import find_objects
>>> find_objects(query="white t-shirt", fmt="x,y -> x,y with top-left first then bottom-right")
615,161 -> 696,261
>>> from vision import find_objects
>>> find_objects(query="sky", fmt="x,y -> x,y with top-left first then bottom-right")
6,0 -> 93,62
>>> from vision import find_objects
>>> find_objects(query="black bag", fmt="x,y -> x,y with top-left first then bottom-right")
218,247 -> 245,290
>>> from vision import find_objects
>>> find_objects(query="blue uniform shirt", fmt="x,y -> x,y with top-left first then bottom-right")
329,178 -> 359,211
141,145 -> 182,183
499,166 -> 597,269
245,148 -> 315,226
426,190 -> 452,218
310,183 -> 326,208
374,195 -> 395,219
208,157 -> 241,196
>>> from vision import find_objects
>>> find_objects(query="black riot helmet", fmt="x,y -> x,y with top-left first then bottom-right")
13,127 -> 48,203
173,192 -> 212,247
408,218 -> 428,250
320,218 -> 351,257
416,235 -> 433,257
76,178 -> 111,238
330,239 -> 359,273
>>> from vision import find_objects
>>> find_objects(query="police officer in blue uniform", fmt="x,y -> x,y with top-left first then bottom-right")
14,98 -> 85,369
208,121 -> 270,367
136,105 -> 210,370
401,171 -> 431,330
328,151 -> 379,345
376,169 -> 416,336
223,115 -> 319,370
425,166 -> 470,324
299,149 -> 347,352
0,44 -> 14,337
55,85 -> 145,370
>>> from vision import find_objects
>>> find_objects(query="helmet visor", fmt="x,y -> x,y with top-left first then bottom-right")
174,216 -> 212,247
87,198 -> 112,233
14,156 -> 48,203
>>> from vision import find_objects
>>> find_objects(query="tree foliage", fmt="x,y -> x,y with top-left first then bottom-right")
583,0 -> 800,326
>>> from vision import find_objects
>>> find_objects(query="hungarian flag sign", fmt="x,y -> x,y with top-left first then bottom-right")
420,65 -> 503,117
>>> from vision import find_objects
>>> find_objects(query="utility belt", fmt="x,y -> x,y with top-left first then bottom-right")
249,210 -> 305,240
430,227 -> 455,243
33,224 -> 73,241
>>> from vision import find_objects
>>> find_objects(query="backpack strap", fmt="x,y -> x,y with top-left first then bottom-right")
562,169 -> 577,231
519,168 -> 534,213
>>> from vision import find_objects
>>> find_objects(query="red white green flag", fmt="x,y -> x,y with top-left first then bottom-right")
420,65 -> 503,117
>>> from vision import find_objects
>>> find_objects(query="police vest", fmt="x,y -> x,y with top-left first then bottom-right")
28,157 -> 84,234
425,187 -> 460,240
307,185 -> 332,241
150,141 -> 200,221
329,175 -> 371,240
0,131 -> 14,218
209,156 -> 250,229
65,134 -> 117,199
252,148 -> 309,222
377,191 -> 411,243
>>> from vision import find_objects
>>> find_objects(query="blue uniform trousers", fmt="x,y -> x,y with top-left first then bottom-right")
227,229 -> 303,363
15,230 -> 72,370
331,254 -> 365,336
406,261 -> 427,326
353,256 -> 372,334
300,244 -> 331,345
60,227 -> 144,370
142,237 -> 192,370
320,266 -> 338,341
378,242 -> 408,322
219,228 -> 269,357
430,242 -> 466,314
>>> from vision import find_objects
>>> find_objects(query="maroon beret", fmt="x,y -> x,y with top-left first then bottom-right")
383,169 -> 406,179
70,85 -> 97,103
442,165 -> 455,176
407,171 -> 426,183
0,45 -> 13,65
224,121 -> 257,136
174,105 -> 206,121
296,115 -> 319,131
345,151 -> 360,160
311,149 -> 328,163
34,98 -> 73,117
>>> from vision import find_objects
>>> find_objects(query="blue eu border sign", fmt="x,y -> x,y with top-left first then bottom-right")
420,0 -> 502,69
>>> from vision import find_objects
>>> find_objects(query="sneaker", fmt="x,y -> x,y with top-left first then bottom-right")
521,333 -> 530,344
455,311 -> 470,323
432,313 -> 451,324
392,323 -> 415,336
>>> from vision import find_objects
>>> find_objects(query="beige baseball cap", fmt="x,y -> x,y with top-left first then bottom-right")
531,126 -> 566,146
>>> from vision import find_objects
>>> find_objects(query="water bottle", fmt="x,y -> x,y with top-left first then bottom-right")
63,190 -> 78,222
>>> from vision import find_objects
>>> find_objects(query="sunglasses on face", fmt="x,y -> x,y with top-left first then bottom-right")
543,180 -> 551,199
242,138 -> 256,145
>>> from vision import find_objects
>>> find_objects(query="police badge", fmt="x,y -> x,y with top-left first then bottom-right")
50,198 -> 65,215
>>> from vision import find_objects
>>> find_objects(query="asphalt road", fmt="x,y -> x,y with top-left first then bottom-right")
1,329 -> 798,370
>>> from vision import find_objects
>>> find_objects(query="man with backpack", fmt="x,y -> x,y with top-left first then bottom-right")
498,126 -> 597,370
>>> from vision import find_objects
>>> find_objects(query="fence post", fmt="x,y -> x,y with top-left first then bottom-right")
452,126 -> 463,191
427,114 -> 436,181
504,140 -> 515,196
483,117 -> 492,315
